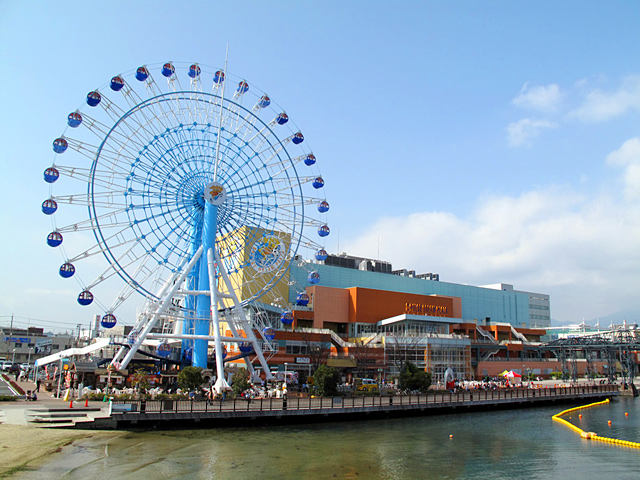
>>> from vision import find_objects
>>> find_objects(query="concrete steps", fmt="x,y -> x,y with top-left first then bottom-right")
26,407 -> 109,428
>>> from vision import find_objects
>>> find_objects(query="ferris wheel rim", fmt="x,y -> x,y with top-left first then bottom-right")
45,61 -> 329,317
87,90 -> 307,301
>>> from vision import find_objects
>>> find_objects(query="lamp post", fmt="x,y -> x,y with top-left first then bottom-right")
11,348 -> 16,364
284,362 -> 288,383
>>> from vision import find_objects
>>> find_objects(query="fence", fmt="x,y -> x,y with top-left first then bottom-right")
110,384 -> 618,415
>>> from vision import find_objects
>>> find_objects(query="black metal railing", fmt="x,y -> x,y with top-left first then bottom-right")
109,384 -> 618,415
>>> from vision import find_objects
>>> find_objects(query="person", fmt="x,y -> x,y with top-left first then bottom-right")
36,378 -> 41,392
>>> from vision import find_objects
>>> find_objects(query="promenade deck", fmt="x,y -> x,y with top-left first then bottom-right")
91,384 -> 618,429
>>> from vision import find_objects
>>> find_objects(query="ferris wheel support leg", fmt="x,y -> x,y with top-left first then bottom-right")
194,203 -> 217,369
213,247 -> 274,382
208,248 -> 230,393
114,246 -> 204,370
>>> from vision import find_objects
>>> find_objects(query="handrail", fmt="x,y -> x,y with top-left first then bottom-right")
108,384 -> 618,416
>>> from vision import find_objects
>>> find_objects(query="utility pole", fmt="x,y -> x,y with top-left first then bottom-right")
4,314 -> 14,360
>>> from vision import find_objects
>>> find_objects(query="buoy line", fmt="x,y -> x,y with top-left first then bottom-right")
552,399 -> 640,449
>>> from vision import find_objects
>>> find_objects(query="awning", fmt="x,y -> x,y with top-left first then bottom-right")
34,338 -> 111,367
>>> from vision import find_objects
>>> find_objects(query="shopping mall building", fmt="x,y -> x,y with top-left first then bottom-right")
237,253 -> 569,384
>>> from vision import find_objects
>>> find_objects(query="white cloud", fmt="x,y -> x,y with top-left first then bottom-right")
606,137 -> 640,200
512,83 -> 563,112
506,118 -> 557,147
569,75 -> 640,123
343,142 -> 640,324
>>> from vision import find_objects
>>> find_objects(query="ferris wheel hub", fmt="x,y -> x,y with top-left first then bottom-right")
204,181 -> 227,206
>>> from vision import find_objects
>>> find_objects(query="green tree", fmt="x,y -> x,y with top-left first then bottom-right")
399,361 -> 432,393
178,366 -> 204,391
130,369 -> 150,393
314,365 -> 340,396
231,367 -> 251,396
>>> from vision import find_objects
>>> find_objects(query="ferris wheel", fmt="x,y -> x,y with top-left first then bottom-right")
42,61 -> 330,391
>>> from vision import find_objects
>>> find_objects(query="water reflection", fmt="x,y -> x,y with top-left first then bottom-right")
19,398 -> 640,480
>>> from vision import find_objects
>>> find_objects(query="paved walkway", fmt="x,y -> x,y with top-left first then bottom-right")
0,374 -> 96,426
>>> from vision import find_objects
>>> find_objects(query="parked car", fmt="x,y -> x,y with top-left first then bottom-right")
1,361 -> 13,371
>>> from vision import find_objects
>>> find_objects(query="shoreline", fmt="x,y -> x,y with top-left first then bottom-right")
0,424 -> 118,478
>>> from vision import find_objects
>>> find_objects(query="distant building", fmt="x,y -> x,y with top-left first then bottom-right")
1,327 -> 76,365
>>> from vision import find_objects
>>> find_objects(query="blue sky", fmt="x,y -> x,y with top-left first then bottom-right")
1,1 -> 640,332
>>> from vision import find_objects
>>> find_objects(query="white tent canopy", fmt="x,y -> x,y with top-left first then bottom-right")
34,338 -> 111,368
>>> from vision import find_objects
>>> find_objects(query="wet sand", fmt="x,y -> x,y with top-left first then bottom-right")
0,425 -> 117,478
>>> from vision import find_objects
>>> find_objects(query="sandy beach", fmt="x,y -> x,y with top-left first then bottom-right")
0,424 -> 117,478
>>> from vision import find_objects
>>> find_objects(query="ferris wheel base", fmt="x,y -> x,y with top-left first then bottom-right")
214,377 -> 231,393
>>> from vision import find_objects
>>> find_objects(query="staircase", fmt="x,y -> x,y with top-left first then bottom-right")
26,405 -> 111,428
476,326 -> 498,343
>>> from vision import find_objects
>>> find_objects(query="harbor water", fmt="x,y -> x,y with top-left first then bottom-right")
19,396 -> 640,479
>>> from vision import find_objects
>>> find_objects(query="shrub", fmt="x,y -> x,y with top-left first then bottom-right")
178,366 -> 205,391
231,368 -> 251,396
399,361 -> 432,393
313,365 -> 340,396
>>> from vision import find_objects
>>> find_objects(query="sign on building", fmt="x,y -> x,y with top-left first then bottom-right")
35,339 -> 53,355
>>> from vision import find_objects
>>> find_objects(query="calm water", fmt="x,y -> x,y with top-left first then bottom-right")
21,397 -> 640,479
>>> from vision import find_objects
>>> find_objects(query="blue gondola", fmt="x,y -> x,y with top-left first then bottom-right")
47,232 -> 63,247
44,167 -> 60,183
318,225 -> 330,237
213,70 -> 225,84
258,95 -> 270,108
156,342 -> 172,358
110,76 -> 125,91
53,138 -> 68,154
239,342 -> 254,354
263,327 -> 276,341
237,80 -> 249,94
281,310 -> 294,325
42,199 -> 57,215
317,200 -> 329,213
135,66 -> 149,81
304,154 -> 316,166
308,271 -> 320,284
276,112 -> 289,125
101,313 -> 117,328
67,112 -> 82,128
77,290 -> 94,306
312,177 -> 324,189
188,64 -> 201,78
315,249 -> 328,261
296,292 -> 310,306
161,62 -> 175,77
292,132 -> 304,144
86,91 -> 101,107
59,262 -> 75,278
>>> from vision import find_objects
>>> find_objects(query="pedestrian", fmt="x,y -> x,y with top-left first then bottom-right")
36,378 -> 41,392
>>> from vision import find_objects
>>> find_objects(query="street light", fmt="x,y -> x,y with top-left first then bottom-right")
27,348 -> 33,366
11,348 -> 16,364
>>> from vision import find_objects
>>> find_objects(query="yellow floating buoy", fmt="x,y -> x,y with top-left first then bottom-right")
608,420 -> 612,425
579,414 -> 582,419
449,435 -> 454,439
625,412 -> 629,417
